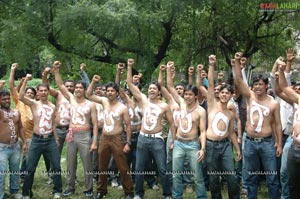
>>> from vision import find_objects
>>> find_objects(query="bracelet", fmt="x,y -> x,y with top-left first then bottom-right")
125,141 -> 131,146
201,148 -> 206,152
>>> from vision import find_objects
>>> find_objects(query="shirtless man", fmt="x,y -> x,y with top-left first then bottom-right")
42,67 -> 74,160
52,61 -> 98,197
19,75 -> 62,199
0,89 -> 27,199
87,75 -> 134,199
126,59 -> 175,199
165,62 -> 207,199
234,52 -> 282,199
205,55 -> 241,199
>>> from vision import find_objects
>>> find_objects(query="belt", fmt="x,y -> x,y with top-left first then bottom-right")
33,133 -> 53,139
0,142 -> 19,148
140,131 -> 163,139
57,126 -> 69,131
207,138 -> 229,143
71,127 -> 90,133
176,136 -> 199,142
246,135 -> 272,142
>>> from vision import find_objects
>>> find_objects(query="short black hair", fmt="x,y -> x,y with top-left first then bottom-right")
184,85 -> 198,96
219,84 -> 234,94
148,81 -> 161,91
37,83 -> 50,91
105,82 -> 119,93
0,89 -> 10,97
75,80 -> 87,90
252,73 -> 268,85
25,87 -> 37,96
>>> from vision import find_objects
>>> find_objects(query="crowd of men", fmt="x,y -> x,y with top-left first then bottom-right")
0,49 -> 299,199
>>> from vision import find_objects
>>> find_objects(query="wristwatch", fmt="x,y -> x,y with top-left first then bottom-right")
125,141 -> 131,146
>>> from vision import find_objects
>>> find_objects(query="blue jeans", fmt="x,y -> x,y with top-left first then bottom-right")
0,142 -> 21,199
205,139 -> 240,199
244,136 -> 280,199
287,143 -> 300,199
172,140 -> 207,199
280,136 -> 292,199
135,134 -> 171,197
22,134 -> 62,197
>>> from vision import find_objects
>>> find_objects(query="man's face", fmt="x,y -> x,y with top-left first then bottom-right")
219,88 -> 232,103
64,82 -> 75,93
214,85 -> 221,99
184,90 -> 196,105
133,75 -> 140,84
293,85 -> 300,94
148,84 -> 159,99
25,89 -> 35,99
74,83 -> 85,97
37,86 -> 49,100
252,79 -> 267,95
0,94 -> 11,109
106,87 -> 118,100
201,70 -> 207,78
175,85 -> 184,97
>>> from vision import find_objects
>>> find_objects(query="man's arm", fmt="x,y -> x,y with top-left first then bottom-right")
17,113 -> 28,153
42,67 -> 59,98
197,107 -> 206,162
273,101 -> 283,157
279,63 -> 298,104
196,64 -> 208,98
165,104 -> 176,148
18,74 -> 35,106
207,55 -> 217,106
286,48 -> 294,73
158,65 -> 173,103
123,106 -> 131,153
0,80 -> 5,89
229,114 -> 241,161
53,61 -> 73,101
233,53 -> 251,99
188,66 -> 194,86
90,102 -> 98,151
166,61 -> 182,104
126,59 -> 144,103
79,63 -> 90,87
86,75 -> 106,104
9,63 -> 19,102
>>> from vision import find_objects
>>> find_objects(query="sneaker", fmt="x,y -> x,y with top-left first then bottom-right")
12,193 -> 23,199
117,185 -> 123,190
111,179 -> 118,187
84,190 -> 93,197
185,184 -> 193,193
94,192 -> 106,199
125,194 -> 134,199
164,196 -> 172,199
46,177 -> 53,185
152,184 -> 159,191
53,193 -> 61,199
22,196 -> 31,199
62,189 -> 74,197
133,195 -> 142,199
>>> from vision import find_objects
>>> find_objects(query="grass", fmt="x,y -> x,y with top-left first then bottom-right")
5,148 -> 270,199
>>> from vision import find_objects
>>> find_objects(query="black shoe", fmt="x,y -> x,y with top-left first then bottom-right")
94,192 -> 106,199
63,189 -> 74,197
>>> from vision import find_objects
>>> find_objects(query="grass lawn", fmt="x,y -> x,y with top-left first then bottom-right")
5,147 -> 270,199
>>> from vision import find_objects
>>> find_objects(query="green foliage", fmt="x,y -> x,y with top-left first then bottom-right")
0,0 -> 298,84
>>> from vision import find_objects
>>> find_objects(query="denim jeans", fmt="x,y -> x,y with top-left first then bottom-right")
280,136 -> 292,199
135,134 -> 171,197
172,140 -> 207,199
287,143 -> 300,199
0,142 -> 21,199
244,136 -> 280,199
166,130 -> 194,188
205,139 -> 240,199
22,134 -> 62,197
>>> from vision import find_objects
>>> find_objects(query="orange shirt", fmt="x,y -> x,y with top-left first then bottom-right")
12,93 -> 34,139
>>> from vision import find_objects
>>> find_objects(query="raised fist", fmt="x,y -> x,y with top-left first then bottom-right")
93,75 -> 101,82
188,66 -> 194,75
208,55 -> 216,66
11,63 -> 19,70
127,59 -> 134,67
230,59 -> 235,67
234,52 -> 243,60
160,65 -> 166,71
167,61 -> 174,68
197,64 -> 204,72
80,63 -> 86,71
26,74 -> 32,80
53,61 -> 61,69
240,57 -> 247,66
